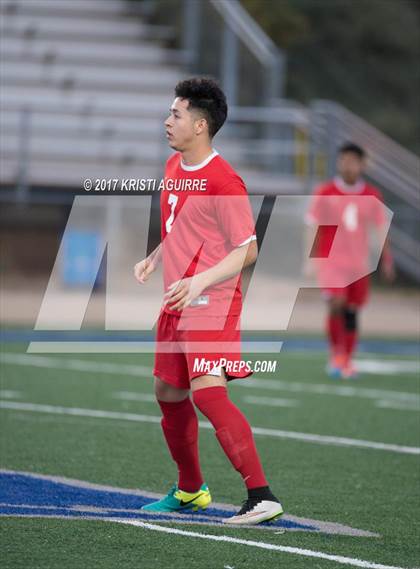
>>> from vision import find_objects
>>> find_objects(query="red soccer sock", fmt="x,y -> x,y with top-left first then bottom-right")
327,312 -> 345,359
344,330 -> 358,365
158,397 -> 204,493
193,386 -> 268,490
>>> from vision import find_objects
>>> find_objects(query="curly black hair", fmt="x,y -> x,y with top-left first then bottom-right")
175,77 -> 228,138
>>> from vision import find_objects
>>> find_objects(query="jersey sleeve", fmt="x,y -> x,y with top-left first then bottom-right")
214,180 -> 256,248
305,185 -> 325,226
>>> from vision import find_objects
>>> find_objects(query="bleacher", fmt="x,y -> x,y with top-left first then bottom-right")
1,0 -> 419,280
0,0 -> 307,194
0,0 -> 185,188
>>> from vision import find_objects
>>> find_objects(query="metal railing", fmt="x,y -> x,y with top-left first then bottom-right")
181,0 -> 285,106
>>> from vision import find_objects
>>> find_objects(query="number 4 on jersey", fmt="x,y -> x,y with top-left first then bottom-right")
343,202 -> 358,232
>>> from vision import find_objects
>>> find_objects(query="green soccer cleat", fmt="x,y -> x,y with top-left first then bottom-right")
141,483 -> 211,513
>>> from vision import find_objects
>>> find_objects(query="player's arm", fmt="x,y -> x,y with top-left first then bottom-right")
199,238 -> 258,287
372,192 -> 395,282
376,230 -> 395,282
164,239 -> 258,311
133,243 -> 162,284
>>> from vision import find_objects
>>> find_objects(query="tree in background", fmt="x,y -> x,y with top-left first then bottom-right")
242,0 -> 420,153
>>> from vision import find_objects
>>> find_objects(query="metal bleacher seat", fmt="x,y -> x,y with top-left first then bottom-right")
0,0 -> 184,188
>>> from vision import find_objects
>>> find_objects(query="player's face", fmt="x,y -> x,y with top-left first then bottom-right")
337,152 -> 365,184
164,97 -> 197,152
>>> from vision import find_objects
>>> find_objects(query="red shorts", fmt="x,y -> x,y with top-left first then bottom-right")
321,275 -> 370,307
153,310 -> 252,389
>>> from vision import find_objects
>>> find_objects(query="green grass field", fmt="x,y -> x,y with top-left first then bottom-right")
1,341 -> 419,569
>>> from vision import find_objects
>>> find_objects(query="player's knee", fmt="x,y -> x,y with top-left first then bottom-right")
329,297 -> 345,315
344,308 -> 357,331
154,377 -> 189,402
192,384 -> 227,408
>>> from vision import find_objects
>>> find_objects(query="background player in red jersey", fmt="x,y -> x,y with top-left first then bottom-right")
305,143 -> 395,379
133,77 -> 283,524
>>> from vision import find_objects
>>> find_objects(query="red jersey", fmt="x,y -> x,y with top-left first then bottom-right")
160,150 -> 256,318
306,178 -> 386,271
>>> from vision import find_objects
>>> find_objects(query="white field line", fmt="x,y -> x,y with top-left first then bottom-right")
113,391 -> 157,403
375,400 -> 420,412
355,360 -> 419,375
1,353 -> 417,405
0,353 -> 151,376
113,391 -> 300,408
242,395 -> 299,408
111,519 -> 407,569
0,390 -> 21,399
1,400 -> 419,456
241,378 -> 420,404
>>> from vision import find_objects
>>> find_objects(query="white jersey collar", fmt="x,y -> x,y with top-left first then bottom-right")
180,149 -> 219,171
334,176 -> 365,194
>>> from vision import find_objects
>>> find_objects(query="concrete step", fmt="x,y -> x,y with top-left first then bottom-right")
1,156 -> 165,188
2,36 -> 181,68
1,86 -> 170,117
0,61 -> 183,93
2,132 -> 165,163
2,127 -> 257,171
1,109 -> 164,139
1,12 -> 153,44
1,37 -> 179,69
1,0 -> 129,18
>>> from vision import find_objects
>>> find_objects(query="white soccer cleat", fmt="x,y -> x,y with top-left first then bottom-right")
224,498 -> 284,525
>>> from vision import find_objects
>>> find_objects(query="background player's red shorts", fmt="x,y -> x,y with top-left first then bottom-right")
153,310 -> 252,389
321,275 -> 370,306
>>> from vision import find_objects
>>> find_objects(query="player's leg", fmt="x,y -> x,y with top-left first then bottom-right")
155,378 -> 203,492
142,312 -> 210,512
342,304 -> 358,379
342,276 -> 369,379
325,293 -> 347,377
141,378 -> 211,512
191,373 -> 283,524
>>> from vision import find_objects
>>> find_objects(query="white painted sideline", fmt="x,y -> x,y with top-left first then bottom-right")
112,391 -> 300,408
375,400 -> 420,412
355,360 -> 419,375
242,395 -> 299,408
241,378 -> 419,403
1,401 -> 419,456
111,519 -> 407,569
113,392 -> 157,403
1,353 -> 417,404
0,390 -> 21,399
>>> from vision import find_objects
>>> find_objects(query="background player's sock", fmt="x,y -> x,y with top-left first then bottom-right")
327,311 -> 345,360
193,386 -> 268,490
344,330 -> 357,365
344,308 -> 358,365
158,397 -> 203,493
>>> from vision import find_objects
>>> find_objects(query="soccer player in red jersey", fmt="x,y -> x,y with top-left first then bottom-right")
305,143 -> 395,379
133,78 -> 283,524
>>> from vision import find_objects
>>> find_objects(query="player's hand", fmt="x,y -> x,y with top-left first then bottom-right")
133,257 -> 156,284
163,275 -> 207,311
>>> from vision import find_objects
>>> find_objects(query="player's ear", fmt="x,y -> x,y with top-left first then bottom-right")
194,117 -> 208,136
